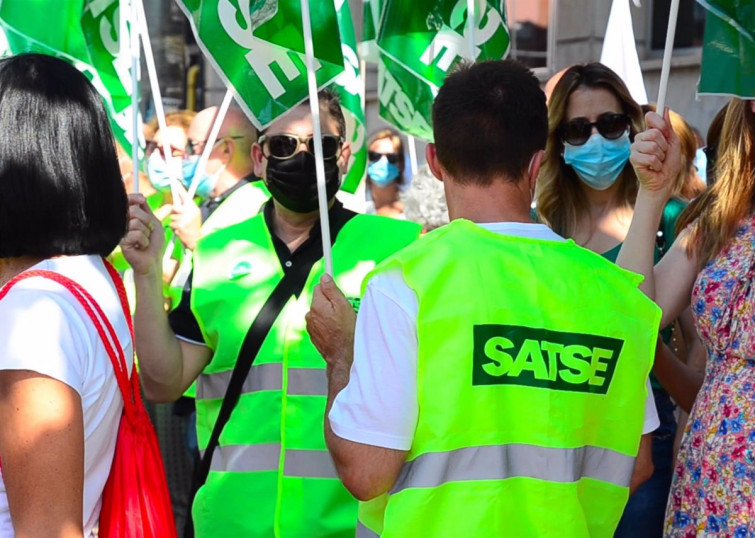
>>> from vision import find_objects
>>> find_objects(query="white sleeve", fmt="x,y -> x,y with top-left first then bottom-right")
642,378 -> 660,434
328,269 -> 418,451
0,289 -> 86,395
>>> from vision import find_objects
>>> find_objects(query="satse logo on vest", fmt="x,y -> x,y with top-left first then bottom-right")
473,324 -> 624,395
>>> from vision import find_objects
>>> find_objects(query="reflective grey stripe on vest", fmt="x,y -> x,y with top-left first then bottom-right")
356,521 -> 379,538
201,444 -> 338,478
206,443 -> 281,472
391,444 -> 634,494
196,363 -> 326,399
285,449 -> 339,479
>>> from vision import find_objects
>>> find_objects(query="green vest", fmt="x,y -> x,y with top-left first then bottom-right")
359,220 -> 660,538
173,181 -> 270,398
190,212 -> 420,537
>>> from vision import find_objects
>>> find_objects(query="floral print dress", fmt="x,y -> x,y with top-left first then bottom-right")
665,214 -> 755,537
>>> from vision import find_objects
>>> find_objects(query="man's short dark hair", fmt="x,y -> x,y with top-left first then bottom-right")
258,89 -> 346,139
0,53 -> 127,258
432,60 -> 548,185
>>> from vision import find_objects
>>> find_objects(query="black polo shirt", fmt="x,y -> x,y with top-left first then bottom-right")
168,199 -> 356,344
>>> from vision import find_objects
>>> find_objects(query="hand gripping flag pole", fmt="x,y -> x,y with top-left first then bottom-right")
302,0 -> 334,276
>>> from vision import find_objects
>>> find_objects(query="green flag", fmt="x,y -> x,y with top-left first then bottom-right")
377,0 -> 509,88
359,0 -> 381,62
81,0 -> 144,155
697,0 -> 755,98
333,0 -> 366,193
378,54 -> 437,140
0,0 -> 143,155
177,0 -> 345,129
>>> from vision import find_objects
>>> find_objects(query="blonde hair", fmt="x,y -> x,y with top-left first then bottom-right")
145,109 -> 197,140
677,99 -> 755,265
535,63 -> 644,237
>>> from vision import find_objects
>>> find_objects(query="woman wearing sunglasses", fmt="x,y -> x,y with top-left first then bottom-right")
535,63 -> 686,538
366,128 -> 406,218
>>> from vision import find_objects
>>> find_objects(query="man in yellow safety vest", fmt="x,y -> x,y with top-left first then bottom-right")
307,60 -> 660,538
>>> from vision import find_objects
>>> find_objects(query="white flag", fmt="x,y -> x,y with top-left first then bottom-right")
600,0 -> 648,105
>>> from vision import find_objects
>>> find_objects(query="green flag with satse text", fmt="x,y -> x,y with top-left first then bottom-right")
362,0 -> 437,140
378,54 -> 437,140
377,0 -> 510,89
176,0 -> 345,129
370,0 -> 509,141
81,0 -> 144,155
697,0 -> 755,98
334,0 -> 367,193
0,0 -> 143,156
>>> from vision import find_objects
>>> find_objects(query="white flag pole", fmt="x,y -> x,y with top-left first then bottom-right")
301,0 -> 333,276
135,0 -> 182,202
656,0 -> 681,113
186,89 -> 233,200
407,136 -> 418,176
467,0 -> 476,60
129,0 -> 140,195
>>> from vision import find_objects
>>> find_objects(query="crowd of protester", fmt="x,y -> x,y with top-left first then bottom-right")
0,50 -> 752,538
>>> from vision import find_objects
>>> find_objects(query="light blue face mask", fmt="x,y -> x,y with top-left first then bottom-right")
563,131 -> 631,191
368,156 -> 400,187
182,155 -> 224,199
146,152 -> 173,192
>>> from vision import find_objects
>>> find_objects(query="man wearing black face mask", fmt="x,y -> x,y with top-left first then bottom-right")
121,89 -> 421,538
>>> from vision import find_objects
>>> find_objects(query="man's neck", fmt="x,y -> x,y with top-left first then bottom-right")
271,201 -> 322,252
445,177 -> 534,224
211,167 -> 252,198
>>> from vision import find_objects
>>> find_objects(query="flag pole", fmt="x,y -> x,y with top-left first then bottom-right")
467,0 -> 476,60
407,136 -> 418,176
656,0 -> 681,113
129,0 -> 140,195
301,0 -> 333,276
186,89 -> 233,200
135,0 -> 182,202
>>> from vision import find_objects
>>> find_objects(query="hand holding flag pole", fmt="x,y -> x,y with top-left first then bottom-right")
656,0 -> 681,113
302,0 -> 334,276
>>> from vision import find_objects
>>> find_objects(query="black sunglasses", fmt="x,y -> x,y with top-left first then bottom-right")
558,113 -> 630,146
259,133 -> 343,160
368,150 -> 399,164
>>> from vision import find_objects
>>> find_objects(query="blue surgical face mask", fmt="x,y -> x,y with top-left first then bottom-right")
563,131 -> 631,191
182,155 -> 224,199
147,152 -> 173,192
368,156 -> 400,187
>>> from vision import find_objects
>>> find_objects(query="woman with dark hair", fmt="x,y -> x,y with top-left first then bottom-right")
366,128 -> 406,218
535,63 -> 685,537
0,53 -> 131,537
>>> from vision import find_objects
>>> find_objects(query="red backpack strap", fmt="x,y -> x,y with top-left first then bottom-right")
0,267 -> 134,411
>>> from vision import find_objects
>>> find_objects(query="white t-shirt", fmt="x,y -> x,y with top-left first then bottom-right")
0,255 -> 132,538
330,222 -> 660,451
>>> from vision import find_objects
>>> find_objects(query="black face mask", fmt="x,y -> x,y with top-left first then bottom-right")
265,151 -> 341,213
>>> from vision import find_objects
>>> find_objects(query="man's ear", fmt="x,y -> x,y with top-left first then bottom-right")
425,143 -> 444,182
338,141 -> 352,174
528,149 -> 545,193
252,143 -> 265,178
